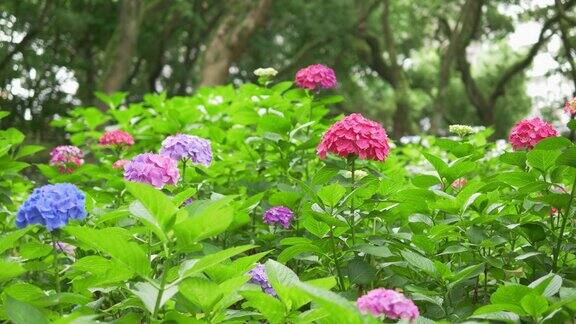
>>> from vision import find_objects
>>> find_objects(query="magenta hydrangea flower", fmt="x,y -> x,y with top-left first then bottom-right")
317,113 -> 390,161
295,64 -> 337,90
508,117 -> 558,151
248,263 -> 277,296
263,206 -> 294,229
565,98 -> 576,115
357,288 -> 419,321
50,145 -> 84,173
99,130 -> 134,146
112,159 -> 130,170
160,134 -> 212,166
124,153 -> 180,188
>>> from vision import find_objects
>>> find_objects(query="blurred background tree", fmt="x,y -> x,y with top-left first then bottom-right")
0,0 -> 575,141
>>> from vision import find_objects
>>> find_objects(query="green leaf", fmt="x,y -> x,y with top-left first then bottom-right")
520,293 -> 548,317
0,260 -> 25,282
278,244 -> 321,263
346,258 -> 376,285
14,145 -> 44,159
179,277 -> 222,311
500,151 -> 527,168
292,281 -> 362,324
527,149 -> 561,171
317,183 -> 346,207
174,197 -> 235,245
401,250 -> 437,276
241,290 -> 287,324
125,181 -> 178,231
529,273 -> 562,297
556,148 -> 576,168
491,284 -> 532,306
129,282 -> 178,314
5,296 -> 48,324
65,226 -> 151,278
181,244 -> 255,278
534,136 -> 572,150
422,152 -> 448,177
0,228 -> 29,254
448,264 -> 484,289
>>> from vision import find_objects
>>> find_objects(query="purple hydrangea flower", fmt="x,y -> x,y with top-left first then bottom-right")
160,134 -> 212,166
55,241 -> 76,257
263,206 -> 294,229
181,197 -> 194,207
248,263 -> 276,296
357,288 -> 419,321
16,183 -> 87,231
124,153 -> 180,189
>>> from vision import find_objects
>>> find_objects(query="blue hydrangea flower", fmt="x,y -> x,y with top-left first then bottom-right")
160,134 -> 212,166
16,183 -> 87,231
248,263 -> 277,296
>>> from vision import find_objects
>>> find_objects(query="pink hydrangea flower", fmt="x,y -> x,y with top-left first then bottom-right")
357,288 -> 419,321
99,130 -> 134,146
451,178 -> 467,190
50,145 -> 84,173
317,113 -> 390,161
112,159 -> 130,170
564,98 -> 576,115
508,117 -> 558,151
294,64 -> 337,90
124,153 -> 180,189
550,207 -> 558,217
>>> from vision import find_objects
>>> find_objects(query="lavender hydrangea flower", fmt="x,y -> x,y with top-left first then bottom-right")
160,134 -> 212,166
357,288 -> 419,321
16,183 -> 87,231
248,263 -> 276,296
263,206 -> 294,229
55,241 -> 76,257
124,153 -> 180,189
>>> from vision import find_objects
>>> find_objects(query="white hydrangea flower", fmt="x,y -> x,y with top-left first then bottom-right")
254,67 -> 278,77
448,124 -> 475,137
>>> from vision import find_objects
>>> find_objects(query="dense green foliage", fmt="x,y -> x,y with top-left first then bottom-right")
2,79 -> 576,323
2,0 -> 575,139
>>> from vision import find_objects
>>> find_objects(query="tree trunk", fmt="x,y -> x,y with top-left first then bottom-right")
199,0 -> 272,87
98,0 -> 143,97
382,0 -> 412,137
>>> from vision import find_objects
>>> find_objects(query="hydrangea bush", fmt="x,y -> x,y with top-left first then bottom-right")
1,73 -> 576,323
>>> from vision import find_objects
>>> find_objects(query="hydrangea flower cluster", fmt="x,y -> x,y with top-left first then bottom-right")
449,124 -> 475,137
16,183 -> 87,231
50,145 -> 84,173
55,241 -> 77,257
263,206 -> 294,229
99,130 -> 135,146
124,153 -> 180,188
248,263 -> 277,296
254,67 -> 278,77
295,64 -> 337,90
160,134 -> 212,166
357,288 -> 419,321
508,117 -> 558,151
112,159 -> 130,169
317,113 -> 390,161
451,178 -> 467,190
564,98 -> 576,115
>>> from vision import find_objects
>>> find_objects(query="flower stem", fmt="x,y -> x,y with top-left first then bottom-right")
50,231 -> 62,315
348,156 -> 356,246
552,173 -> 576,271
329,226 -> 345,291
153,246 -> 170,318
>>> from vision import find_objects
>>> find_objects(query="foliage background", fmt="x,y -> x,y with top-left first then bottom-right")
1,0 -> 575,142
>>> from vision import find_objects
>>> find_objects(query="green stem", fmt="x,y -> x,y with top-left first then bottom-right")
329,227 -> 345,291
50,231 -> 62,315
349,156 -> 356,246
153,246 -> 171,318
181,159 -> 187,184
553,173 -> 576,271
